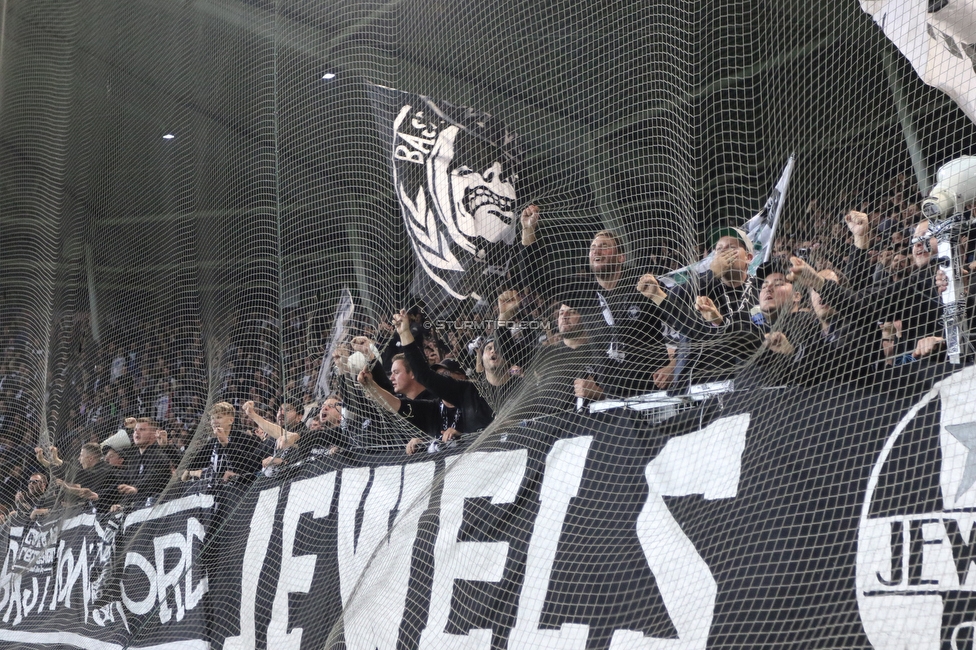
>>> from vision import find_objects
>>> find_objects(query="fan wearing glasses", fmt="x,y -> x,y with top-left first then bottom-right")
8,472 -> 54,522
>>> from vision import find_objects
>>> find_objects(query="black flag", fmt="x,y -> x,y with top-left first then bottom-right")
370,84 -> 521,302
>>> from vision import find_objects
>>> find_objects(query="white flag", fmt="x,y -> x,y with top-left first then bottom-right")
315,287 -> 355,401
861,0 -> 976,125
746,153 -> 795,275
659,154 -> 795,287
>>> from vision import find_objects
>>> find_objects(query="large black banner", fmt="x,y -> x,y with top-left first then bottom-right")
0,491 -> 212,649
0,363 -> 970,649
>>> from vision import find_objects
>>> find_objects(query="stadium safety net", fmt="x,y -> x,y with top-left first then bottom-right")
0,0 -> 975,648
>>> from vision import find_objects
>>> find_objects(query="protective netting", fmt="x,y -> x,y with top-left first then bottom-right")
0,0 -> 975,648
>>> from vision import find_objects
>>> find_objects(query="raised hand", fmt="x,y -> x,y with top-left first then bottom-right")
357,366 -> 374,389
521,204 -> 540,231
695,296 -> 723,325
637,273 -> 667,304
521,204 -> 540,245
844,210 -> 871,249
764,331 -> 795,355
351,335 -> 377,359
787,256 -> 823,291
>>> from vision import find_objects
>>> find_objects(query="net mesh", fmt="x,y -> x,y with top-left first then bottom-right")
0,0 -> 975,648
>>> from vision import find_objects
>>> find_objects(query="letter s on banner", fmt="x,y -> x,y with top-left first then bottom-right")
609,413 -> 749,650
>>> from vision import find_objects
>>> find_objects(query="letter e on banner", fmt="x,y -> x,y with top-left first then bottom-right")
509,436 -> 593,650
419,449 -> 527,650
266,472 -> 336,650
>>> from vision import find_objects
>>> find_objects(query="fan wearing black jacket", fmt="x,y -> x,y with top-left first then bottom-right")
494,290 -> 603,415
181,402 -> 264,486
110,418 -> 172,512
56,442 -> 120,513
394,310 -> 494,434
516,205 -> 673,399
357,362 -> 464,455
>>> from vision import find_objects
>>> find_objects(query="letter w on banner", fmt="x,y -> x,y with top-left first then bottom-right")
860,0 -> 976,125
368,84 -> 521,303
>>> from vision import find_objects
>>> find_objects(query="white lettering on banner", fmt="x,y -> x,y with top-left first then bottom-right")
419,449 -> 528,650
2,574 -> 24,626
54,538 -> 89,619
121,552 -> 156,616
0,527 -> 101,627
0,532 -> 52,627
611,413 -> 749,650
509,436 -> 593,650
185,517 -> 207,613
122,493 -> 214,530
91,600 -> 130,631
856,367 -> 976,650
393,105 -> 439,165
119,518 -> 209,624
266,472 -> 337,650
0,541 -> 17,624
224,487 -> 280,650
153,533 -> 186,624
338,462 -> 435,650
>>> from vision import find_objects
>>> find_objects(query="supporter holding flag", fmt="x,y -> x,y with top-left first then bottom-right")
353,311 -> 472,453
353,330 -> 439,448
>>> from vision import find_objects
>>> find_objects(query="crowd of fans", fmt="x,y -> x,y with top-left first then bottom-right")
0,171 -> 974,527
